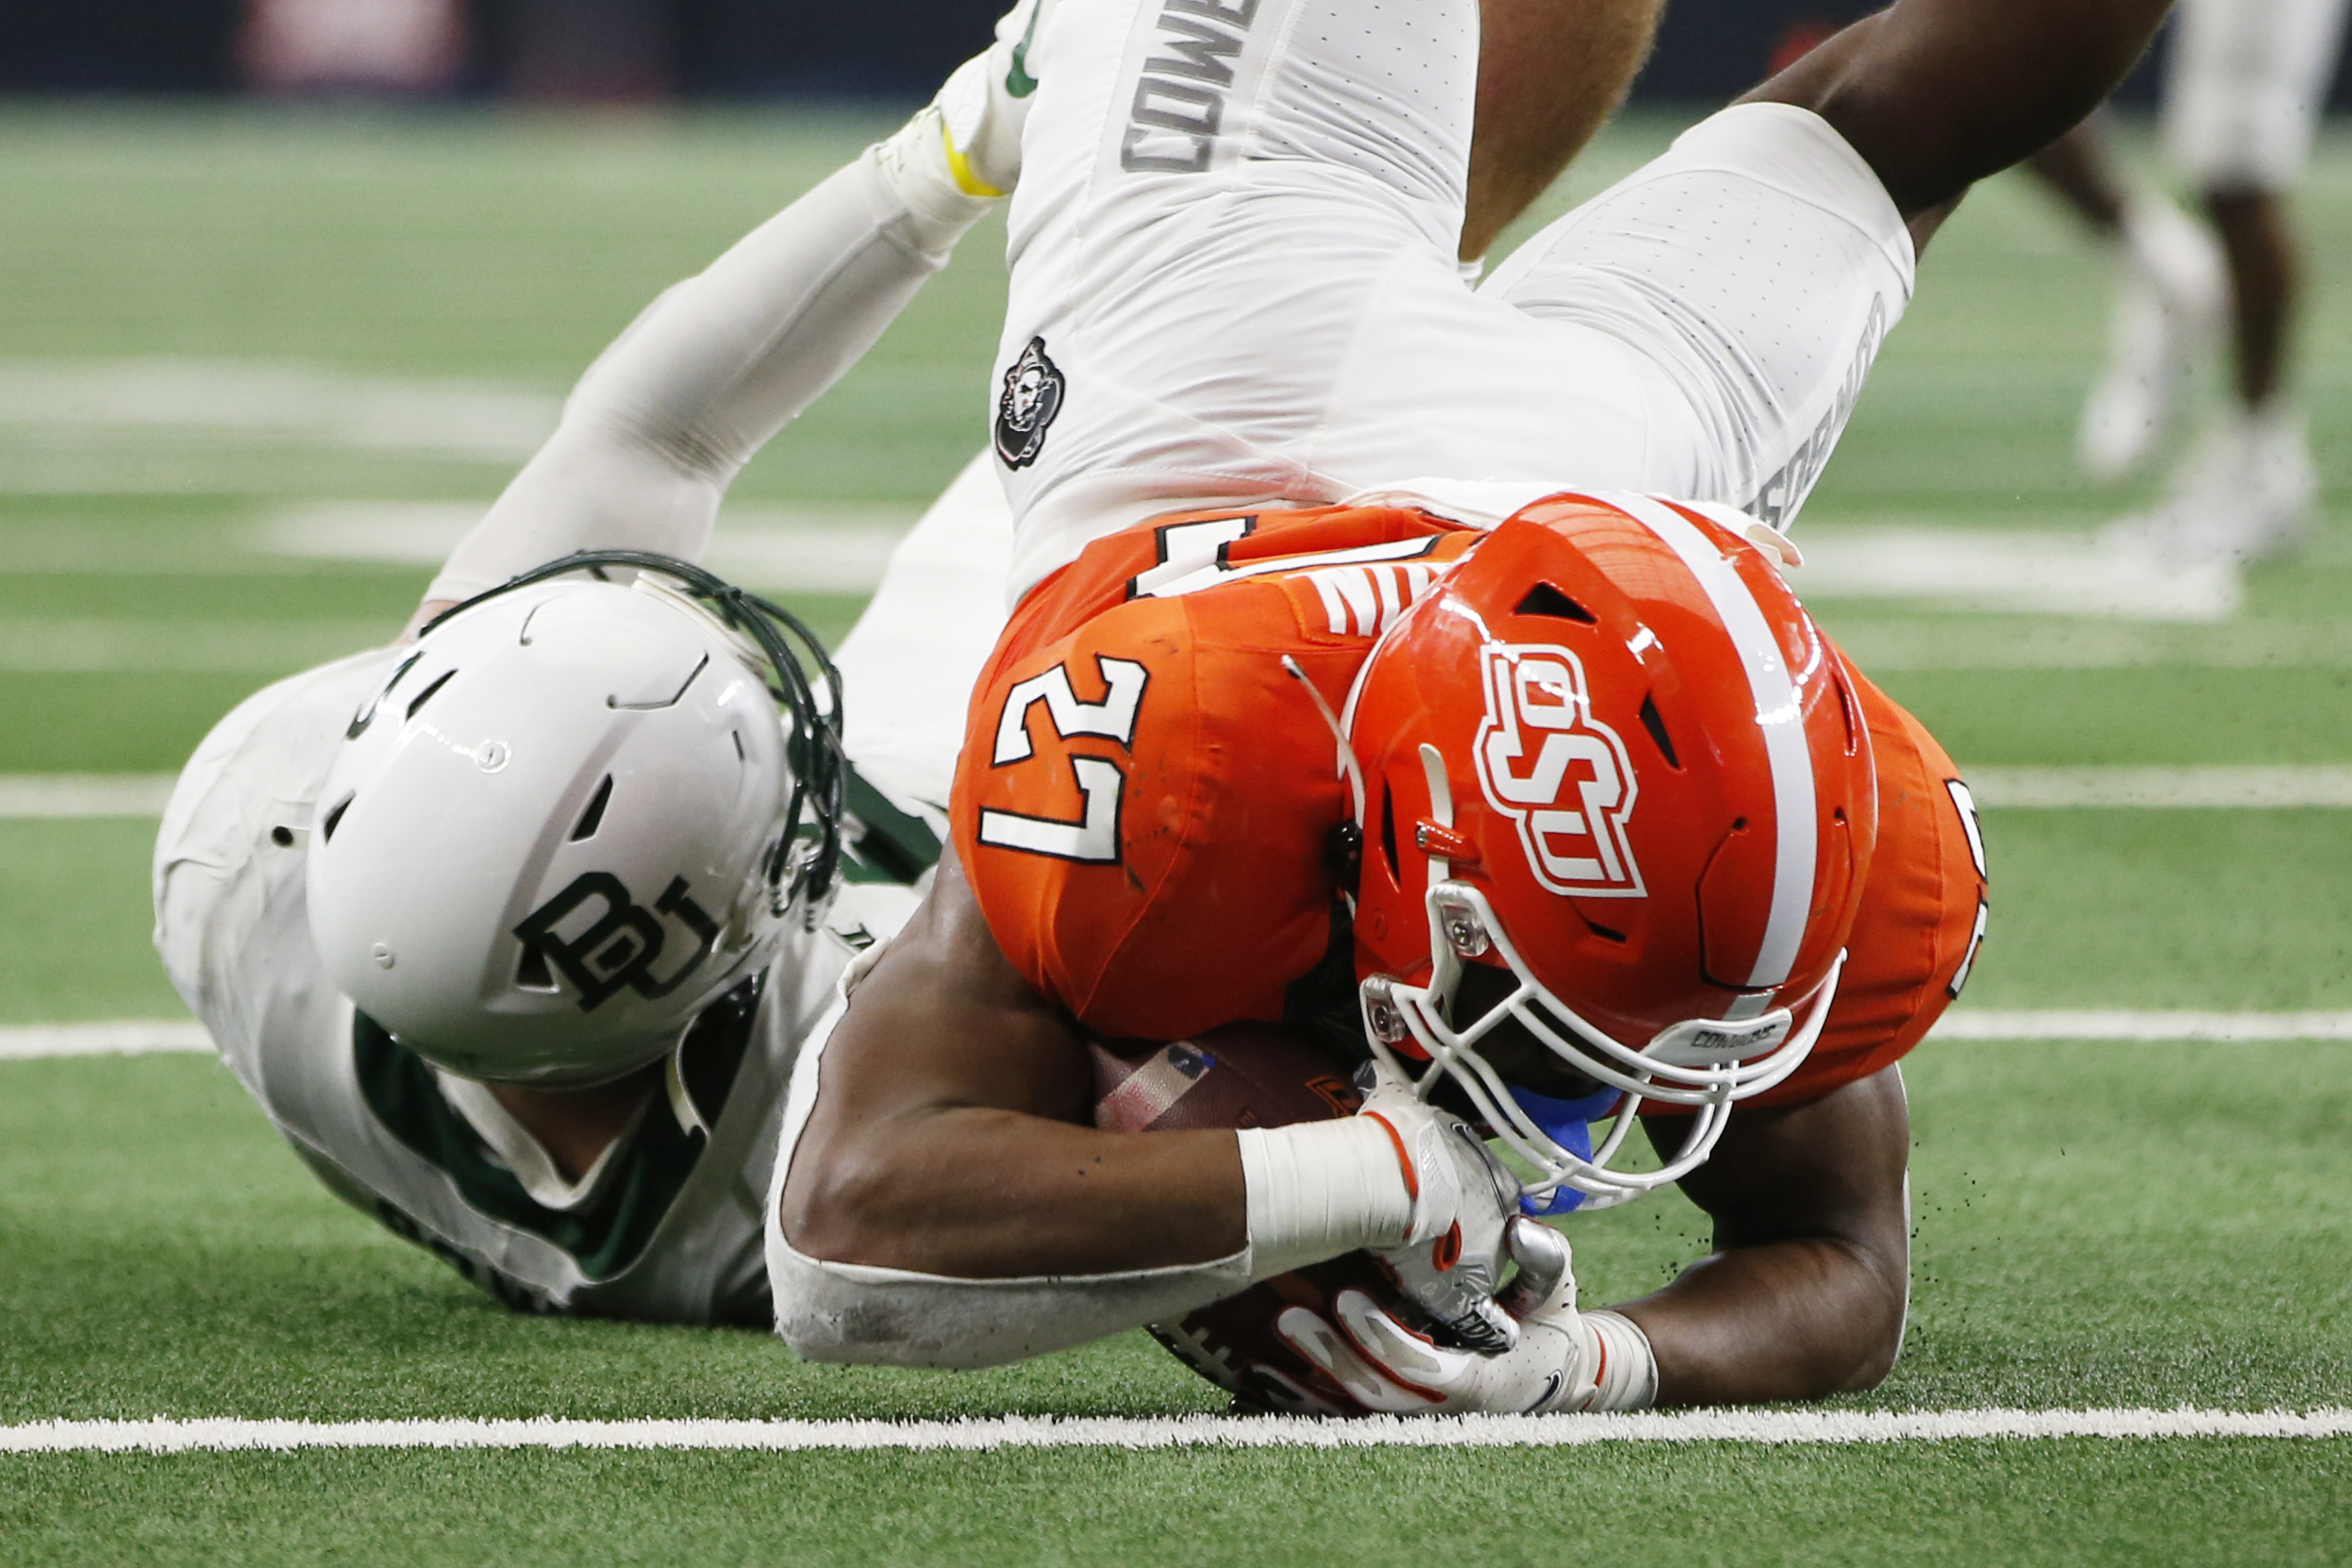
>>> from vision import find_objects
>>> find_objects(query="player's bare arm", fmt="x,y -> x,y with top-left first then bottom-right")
1748,0 -> 2176,223
1624,1067 -> 1912,1404
779,849 -> 1249,1276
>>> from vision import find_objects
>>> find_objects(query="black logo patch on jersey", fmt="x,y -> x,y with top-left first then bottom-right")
994,336 -> 1065,470
513,871 -> 719,1011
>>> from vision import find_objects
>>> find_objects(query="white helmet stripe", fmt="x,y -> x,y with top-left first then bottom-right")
1592,492 -> 1818,990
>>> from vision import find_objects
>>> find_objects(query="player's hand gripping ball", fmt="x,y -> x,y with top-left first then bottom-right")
1090,1024 -> 1447,1415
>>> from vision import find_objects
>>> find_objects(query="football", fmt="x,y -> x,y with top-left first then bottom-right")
1089,1023 -> 1418,1415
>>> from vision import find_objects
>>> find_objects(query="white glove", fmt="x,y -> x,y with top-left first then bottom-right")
876,0 -> 1052,216
1358,1081 -> 1526,1353
1279,1221 -> 1648,1415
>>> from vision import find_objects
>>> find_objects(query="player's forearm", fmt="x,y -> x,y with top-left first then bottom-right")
425,145 -> 989,603
784,1108 -> 1251,1276
1748,0 -> 2173,219
1615,1230 -> 1909,1405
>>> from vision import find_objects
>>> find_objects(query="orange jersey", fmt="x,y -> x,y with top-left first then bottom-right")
951,502 -> 1987,1106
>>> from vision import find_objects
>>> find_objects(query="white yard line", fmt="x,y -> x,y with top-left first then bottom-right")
1964,765 -> 2352,809
1927,1010 -> 2352,1042
0,774 -> 178,818
3,1409 -> 2346,1454
0,1022 -> 212,1059
8,1011 -> 2352,1062
10,765 -> 2352,823
259,500 -> 925,593
0,360 -> 559,463
1792,525 -> 2241,622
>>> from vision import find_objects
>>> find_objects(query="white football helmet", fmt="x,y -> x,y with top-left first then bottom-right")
308,554 -> 842,1086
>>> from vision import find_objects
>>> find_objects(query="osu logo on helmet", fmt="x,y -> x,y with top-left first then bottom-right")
1472,642 -> 1643,899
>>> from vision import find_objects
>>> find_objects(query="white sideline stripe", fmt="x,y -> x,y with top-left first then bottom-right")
14,768 -> 2351,821
1965,765 -> 2352,809
0,774 -> 178,817
8,1011 -> 2352,1062
4,1409 -> 2346,1454
1930,1009 -> 2352,1042
259,500 -> 925,593
1792,525 -> 2241,622
0,1022 -> 212,1059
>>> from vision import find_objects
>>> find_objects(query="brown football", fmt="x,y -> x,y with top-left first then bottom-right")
1090,1022 -> 1416,1415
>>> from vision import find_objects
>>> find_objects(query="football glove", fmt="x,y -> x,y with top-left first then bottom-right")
1359,1080 -> 1526,1354
876,0 -> 1051,217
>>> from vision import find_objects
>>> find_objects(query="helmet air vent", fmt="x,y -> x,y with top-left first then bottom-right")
1378,781 -> 1401,885
1637,693 -> 1680,769
569,775 -> 614,842
320,792 -> 355,843
514,942 -> 559,993
404,669 -> 459,721
1512,582 -> 1596,624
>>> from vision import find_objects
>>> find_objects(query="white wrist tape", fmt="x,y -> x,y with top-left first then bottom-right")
1580,1309 -> 1660,1412
1235,1120 -> 1414,1280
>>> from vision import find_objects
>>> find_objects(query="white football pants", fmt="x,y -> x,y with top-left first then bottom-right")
992,0 -> 1916,600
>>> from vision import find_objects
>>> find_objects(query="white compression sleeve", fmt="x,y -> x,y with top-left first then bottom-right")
426,146 -> 992,603
770,1233 -> 1258,1371
1235,1120 -> 1414,1280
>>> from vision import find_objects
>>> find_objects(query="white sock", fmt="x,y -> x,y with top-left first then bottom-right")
1582,1309 -> 1660,1411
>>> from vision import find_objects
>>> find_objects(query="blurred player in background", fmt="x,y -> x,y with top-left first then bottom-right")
769,0 -> 2160,1414
2030,0 -> 2347,563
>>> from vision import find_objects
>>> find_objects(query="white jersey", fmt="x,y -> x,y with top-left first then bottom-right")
151,470 -> 1016,1322
992,0 -> 1915,601
153,649 -> 931,1322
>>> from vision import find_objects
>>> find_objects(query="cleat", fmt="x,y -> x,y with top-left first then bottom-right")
2102,407 -> 2320,567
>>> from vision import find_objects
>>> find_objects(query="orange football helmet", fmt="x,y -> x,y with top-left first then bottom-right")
1343,492 -> 1877,1209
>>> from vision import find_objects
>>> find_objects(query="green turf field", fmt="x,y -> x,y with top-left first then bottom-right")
2,105 -> 2348,1563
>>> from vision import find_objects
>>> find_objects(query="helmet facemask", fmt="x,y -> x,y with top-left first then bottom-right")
1359,876 -> 1843,1209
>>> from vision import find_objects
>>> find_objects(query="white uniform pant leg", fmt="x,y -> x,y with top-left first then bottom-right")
2164,0 -> 2352,191
831,450 -> 1014,818
1476,103 -> 1917,529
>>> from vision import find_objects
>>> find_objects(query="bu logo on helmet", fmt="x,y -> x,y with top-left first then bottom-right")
512,872 -> 721,1012
1471,642 -> 1644,898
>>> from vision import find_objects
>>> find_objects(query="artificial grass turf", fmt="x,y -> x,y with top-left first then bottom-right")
4,1443 -> 2347,1568
12,803 -> 2352,1029
3,1037 -> 2345,1426
5,105 -> 2352,1564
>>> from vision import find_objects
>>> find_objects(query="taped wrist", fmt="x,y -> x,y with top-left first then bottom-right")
1580,1309 -> 1660,1412
1235,1120 -> 1414,1280
874,98 -> 998,257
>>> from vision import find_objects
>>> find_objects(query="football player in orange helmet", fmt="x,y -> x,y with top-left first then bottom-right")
775,0 -> 2159,1411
